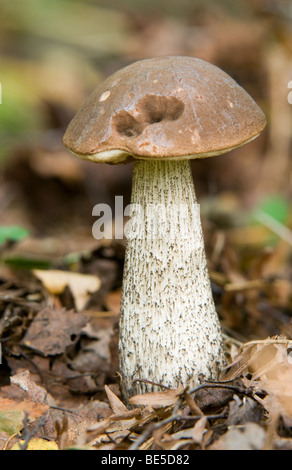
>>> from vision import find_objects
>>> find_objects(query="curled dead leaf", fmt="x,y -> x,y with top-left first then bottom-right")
10,370 -> 47,405
223,336 -> 292,420
104,385 -> 127,414
129,388 -> 182,408
33,269 -> 101,311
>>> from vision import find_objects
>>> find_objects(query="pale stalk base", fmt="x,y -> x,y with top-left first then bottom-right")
119,160 -> 226,400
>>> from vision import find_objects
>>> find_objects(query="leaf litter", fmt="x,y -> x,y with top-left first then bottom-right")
1,0 -> 292,452
0,235 -> 292,450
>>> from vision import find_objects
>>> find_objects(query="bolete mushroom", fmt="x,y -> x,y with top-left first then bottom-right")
63,56 -> 266,400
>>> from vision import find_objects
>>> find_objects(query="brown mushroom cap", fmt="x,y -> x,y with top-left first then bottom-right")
63,56 -> 266,164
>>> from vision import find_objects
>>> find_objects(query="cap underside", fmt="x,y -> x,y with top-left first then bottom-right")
72,132 -> 262,164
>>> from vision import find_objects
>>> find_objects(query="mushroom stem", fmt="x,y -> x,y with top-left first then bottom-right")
119,159 -> 226,400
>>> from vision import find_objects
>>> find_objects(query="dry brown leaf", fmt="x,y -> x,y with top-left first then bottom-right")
110,409 -> 141,421
0,397 -> 48,420
10,370 -> 47,405
223,337 -> 292,420
170,416 -> 207,444
209,422 -> 266,450
191,416 -> 208,445
104,385 -> 127,414
162,417 -> 208,450
223,337 -> 292,381
105,385 -> 141,432
92,429 -> 132,447
183,391 -> 204,416
86,416 -> 137,447
258,366 -> 292,419
161,437 -> 194,451
129,388 -> 182,408
21,307 -> 86,356
84,385 -> 140,446
86,417 -> 111,435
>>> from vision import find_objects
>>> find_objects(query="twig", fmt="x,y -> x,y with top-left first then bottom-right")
3,433 -> 18,450
50,405 -> 82,417
189,382 -> 254,396
19,412 -> 47,450
241,337 -> 292,349
129,411 -> 226,450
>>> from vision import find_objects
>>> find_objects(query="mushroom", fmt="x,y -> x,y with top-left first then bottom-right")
63,56 -> 266,400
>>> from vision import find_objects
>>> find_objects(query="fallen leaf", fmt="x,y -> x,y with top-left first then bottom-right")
10,370 -> 47,404
171,416 -> 207,444
20,307 -> 87,356
33,269 -> 101,311
129,388 -> 182,408
0,395 -> 48,436
223,337 -> 292,420
0,397 -> 48,418
0,411 -> 25,436
223,422 -> 266,450
105,385 -> 127,414
226,396 -> 264,426
183,391 -> 204,416
81,386 -> 142,448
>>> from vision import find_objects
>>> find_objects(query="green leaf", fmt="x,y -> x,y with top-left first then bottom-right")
3,257 -> 51,270
251,195 -> 292,247
253,195 -> 290,225
0,411 -> 24,436
0,225 -> 30,245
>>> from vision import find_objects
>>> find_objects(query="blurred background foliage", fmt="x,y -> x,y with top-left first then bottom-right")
0,0 -> 292,339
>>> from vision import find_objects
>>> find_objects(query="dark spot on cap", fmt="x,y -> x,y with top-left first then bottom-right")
113,111 -> 143,138
139,95 -> 185,124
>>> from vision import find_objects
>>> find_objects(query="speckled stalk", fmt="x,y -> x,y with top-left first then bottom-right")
119,160 -> 226,400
